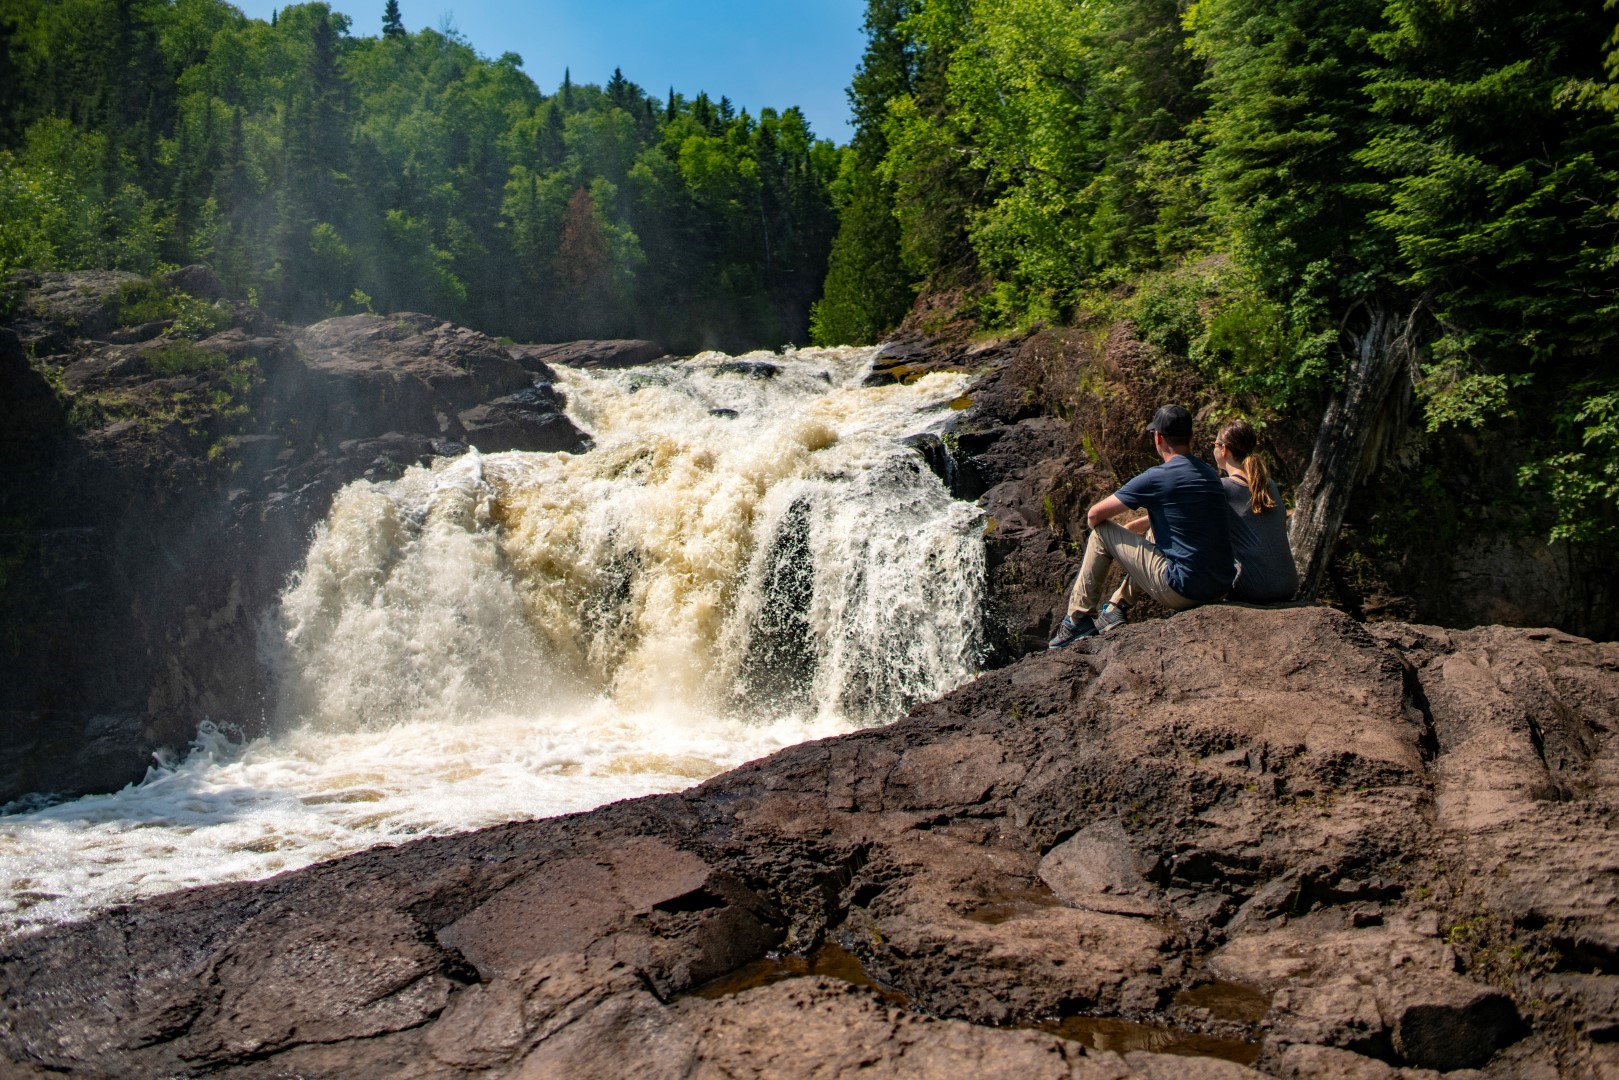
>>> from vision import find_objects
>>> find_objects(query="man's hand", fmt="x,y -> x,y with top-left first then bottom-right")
1086,494 -> 1128,529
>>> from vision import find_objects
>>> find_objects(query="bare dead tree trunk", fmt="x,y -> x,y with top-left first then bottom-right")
1289,300 -> 1427,600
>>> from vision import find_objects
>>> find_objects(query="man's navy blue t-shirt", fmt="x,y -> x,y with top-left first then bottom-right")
1115,454 -> 1236,601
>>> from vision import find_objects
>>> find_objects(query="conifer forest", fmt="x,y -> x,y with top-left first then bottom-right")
2,0 -> 1618,543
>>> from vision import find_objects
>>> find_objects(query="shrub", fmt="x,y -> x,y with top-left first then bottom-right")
144,341 -> 228,376
113,279 -> 231,339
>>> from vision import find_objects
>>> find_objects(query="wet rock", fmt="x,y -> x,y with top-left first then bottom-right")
713,360 -> 780,379
0,286 -> 596,805
6,607 -> 1612,1075
901,432 -> 985,500
430,438 -> 468,457
510,339 -> 668,372
458,384 -> 591,454
861,332 -> 991,387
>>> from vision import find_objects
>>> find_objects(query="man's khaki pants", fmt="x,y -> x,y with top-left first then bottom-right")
1066,520 -> 1197,616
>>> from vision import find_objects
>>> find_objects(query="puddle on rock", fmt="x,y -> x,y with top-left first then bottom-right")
1036,1015 -> 1262,1066
963,886 -> 1066,925
685,941 -> 909,1007
1173,980 -> 1272,1023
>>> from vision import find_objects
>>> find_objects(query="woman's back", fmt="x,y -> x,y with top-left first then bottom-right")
1223,477 -> 1299,603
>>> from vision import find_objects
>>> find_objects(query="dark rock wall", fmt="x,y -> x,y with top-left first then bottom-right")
0,272 -> 596,805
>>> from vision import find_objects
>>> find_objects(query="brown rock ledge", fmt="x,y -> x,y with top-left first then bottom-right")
1,606 -> 1616,1077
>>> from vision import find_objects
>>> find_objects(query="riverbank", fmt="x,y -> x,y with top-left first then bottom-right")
3,604 -> 1615,1076
4,268 -> 1610,808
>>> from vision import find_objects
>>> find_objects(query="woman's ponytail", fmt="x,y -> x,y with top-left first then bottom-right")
1242,452 -> 1274,513
1217,419 -> 1275,514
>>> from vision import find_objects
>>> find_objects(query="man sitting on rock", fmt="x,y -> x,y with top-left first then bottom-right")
1049,404 -> 1236,647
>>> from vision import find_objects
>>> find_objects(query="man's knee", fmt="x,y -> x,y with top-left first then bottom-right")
1091,519 -> 1131,553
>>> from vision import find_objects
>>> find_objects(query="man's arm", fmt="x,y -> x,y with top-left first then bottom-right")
1086,494 -> 1129,529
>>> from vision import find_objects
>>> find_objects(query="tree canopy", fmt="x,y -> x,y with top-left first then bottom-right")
0,0 -> 841,352
816,0 -> 1619,544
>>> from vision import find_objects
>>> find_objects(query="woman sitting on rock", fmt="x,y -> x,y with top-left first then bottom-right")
1214,419 -> 1299,604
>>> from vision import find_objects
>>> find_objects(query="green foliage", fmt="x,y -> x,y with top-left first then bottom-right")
1358,0 -> 1619,377
0,0 -> 839,352
112,279 -> 231,337
1188,0 -> 1391,304
381,0 -> 404,39
1520,388 -> 1619,543
1124,259 -> 1335,414
825,0 -> 1619,545
111,279 -> 179,325
0,119 -> 168,276
811,147 -> 911,345
1415,348 -> 1521,433
143,341 -> 229,376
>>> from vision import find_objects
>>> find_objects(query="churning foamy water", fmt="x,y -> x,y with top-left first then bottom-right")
0,346 -> 985,938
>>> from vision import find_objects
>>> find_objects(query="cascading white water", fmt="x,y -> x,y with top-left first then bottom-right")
0,346 -> 985,938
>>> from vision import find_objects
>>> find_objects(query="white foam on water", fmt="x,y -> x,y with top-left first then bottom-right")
0,346 -> 985,939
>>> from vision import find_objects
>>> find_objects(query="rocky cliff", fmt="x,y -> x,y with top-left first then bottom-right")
2,605 -> 1614,1077
934,323 -> 1617,647
0,270 -> 596,804
4,268 -> 1608,808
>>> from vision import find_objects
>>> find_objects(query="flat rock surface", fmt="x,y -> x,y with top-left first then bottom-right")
510,339 -> 669,371
3,606 -> 1615,1077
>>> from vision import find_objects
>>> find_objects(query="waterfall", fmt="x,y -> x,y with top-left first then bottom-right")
0,346 -> 985,937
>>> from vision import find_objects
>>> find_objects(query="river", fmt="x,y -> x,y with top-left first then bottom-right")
0,346 -> 985,938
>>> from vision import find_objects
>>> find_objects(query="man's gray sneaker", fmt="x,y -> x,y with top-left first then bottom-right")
1096,601 -> 1127,634
1048,612 -> 1097,649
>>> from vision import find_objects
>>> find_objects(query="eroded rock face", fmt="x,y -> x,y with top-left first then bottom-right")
458,385 -> 592,454
293,312 -> 535,439
0,274 -> 592,804
932,322 -> 1616,648
509,338 -> 669,371
2,606 -> 1614,1077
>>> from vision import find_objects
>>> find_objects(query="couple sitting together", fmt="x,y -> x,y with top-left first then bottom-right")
1049,404 -> 1298,648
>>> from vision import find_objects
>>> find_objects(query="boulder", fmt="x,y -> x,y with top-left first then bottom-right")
509,339 -> 669,372
294,313 -> 534,436
159,264 -> 227,301
712,360 -> 780,379
458,384 -> 592,454
1038,820 -> 1163,918
901,432 -> 985,500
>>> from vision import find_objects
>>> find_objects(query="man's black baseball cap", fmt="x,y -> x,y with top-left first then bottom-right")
1146,404 -> 1193,439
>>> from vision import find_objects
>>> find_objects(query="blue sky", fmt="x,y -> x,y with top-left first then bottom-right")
231,0 -> 869,144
